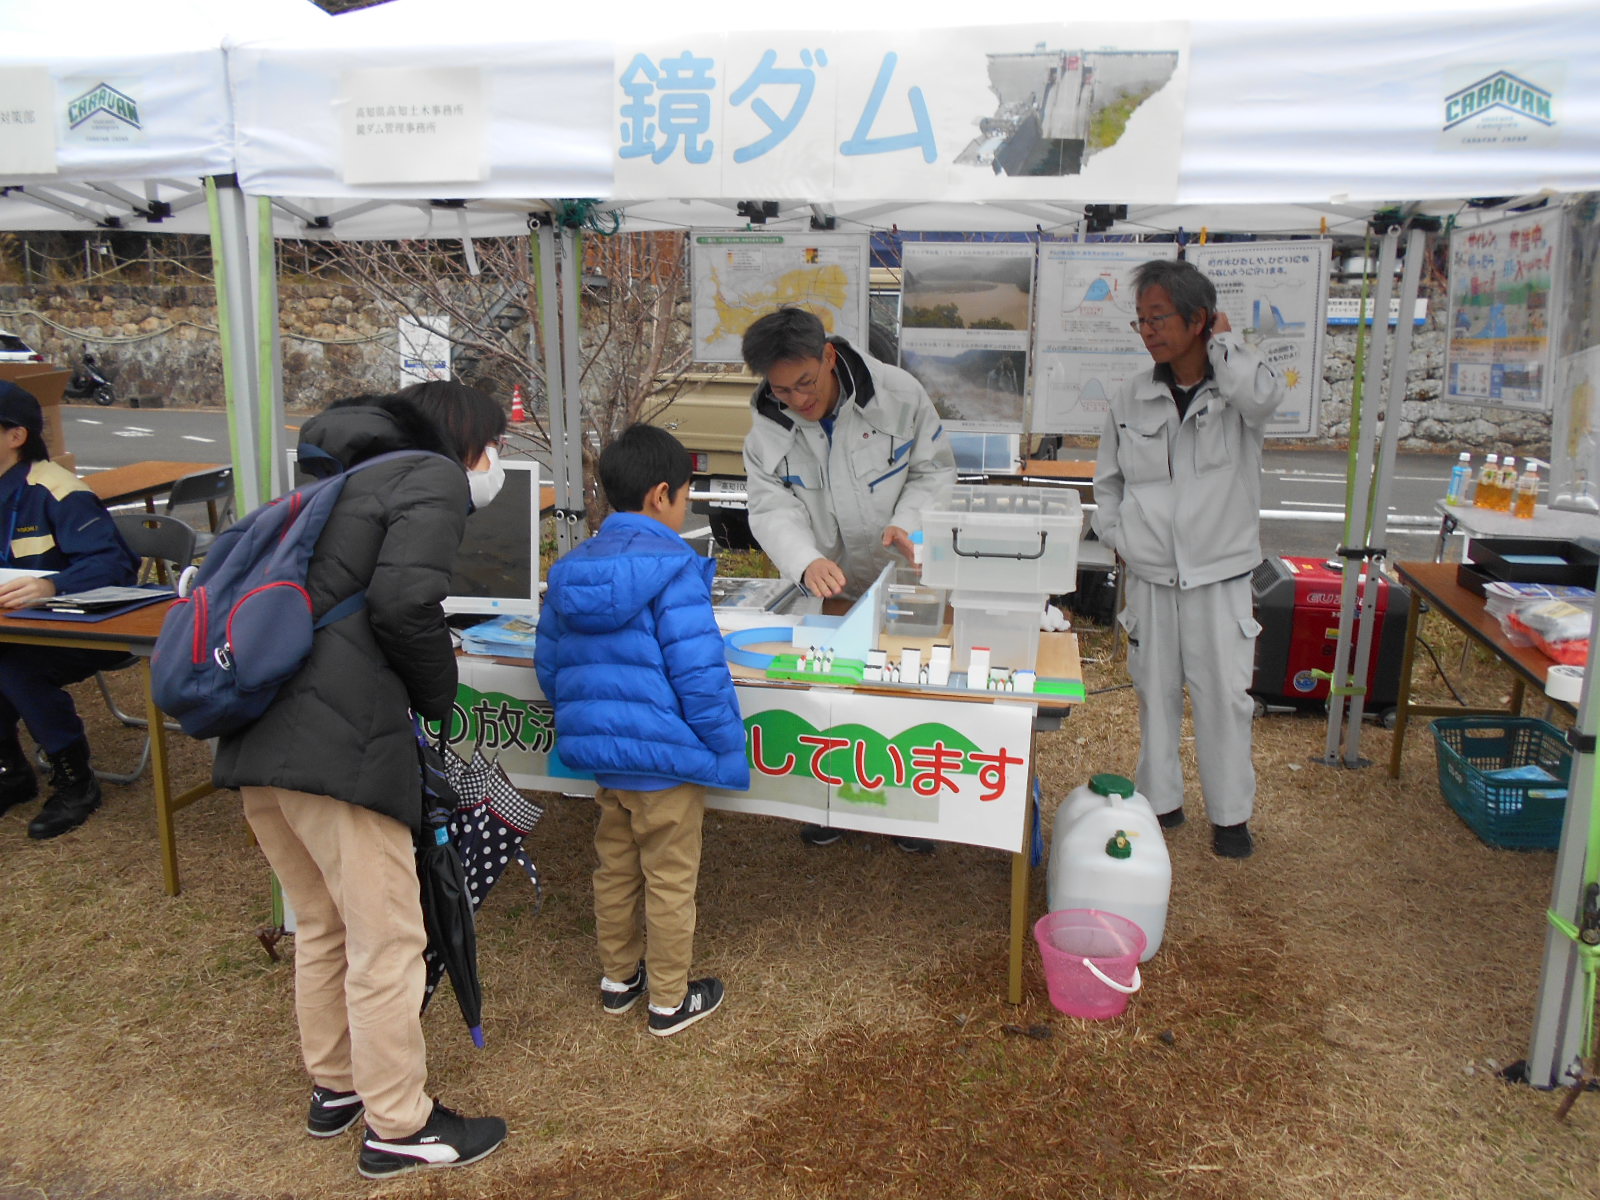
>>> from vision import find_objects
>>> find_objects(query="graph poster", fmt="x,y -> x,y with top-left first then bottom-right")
1189,239 -> 1331,439
898,242 -> 1032,432
1031,242 -> 1176,436
1444,209 -> 1560,411
690,230 -> 870,364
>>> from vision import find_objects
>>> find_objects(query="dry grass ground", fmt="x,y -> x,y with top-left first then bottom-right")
1,612 -> 1597,1200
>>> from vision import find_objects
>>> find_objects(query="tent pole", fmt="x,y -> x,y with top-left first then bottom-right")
1526,586 -> 1600,1088
253,195 -> 287,499
1322,229 -> 1398,765
534,221 -> 576,554
204,175 -> 264,511
559,227 -> 587,545
1342,227 -> 1425,763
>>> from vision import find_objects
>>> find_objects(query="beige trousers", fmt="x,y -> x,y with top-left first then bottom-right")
593,782 -> 706,1011
243,786 -> 433,1139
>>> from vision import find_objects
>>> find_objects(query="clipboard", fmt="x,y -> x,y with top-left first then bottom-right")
7,587 -> 174,623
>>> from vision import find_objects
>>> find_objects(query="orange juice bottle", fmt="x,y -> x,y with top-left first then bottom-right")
1474,453 -> 1499,509
1496,456 -> 1517,511
1514,461 -> 1540,519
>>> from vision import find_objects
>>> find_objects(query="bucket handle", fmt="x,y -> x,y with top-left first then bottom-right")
1082,958 -> 1142,995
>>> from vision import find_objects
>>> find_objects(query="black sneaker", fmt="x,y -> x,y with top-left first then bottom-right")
891,835 -> 936,854
307,1086 -> 365,1138
1157,807 -> 1186,830
647,977 -> 724,1038
1213,822 -> 1254,859
799,823 -> 842,847
601,961 -> 648,1015
357,1101 -> 507,1180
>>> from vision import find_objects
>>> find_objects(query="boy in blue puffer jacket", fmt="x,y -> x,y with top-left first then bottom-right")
536,424 -> 749,1036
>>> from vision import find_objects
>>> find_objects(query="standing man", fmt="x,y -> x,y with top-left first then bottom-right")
1093,259 -> 1285,859
741,307 -> 955,603
741,307 -> 955,853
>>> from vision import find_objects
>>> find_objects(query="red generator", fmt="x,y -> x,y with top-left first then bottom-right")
1249,556 -> 1411,720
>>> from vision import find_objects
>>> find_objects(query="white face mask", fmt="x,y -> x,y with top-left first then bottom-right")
467,444 -> 505,509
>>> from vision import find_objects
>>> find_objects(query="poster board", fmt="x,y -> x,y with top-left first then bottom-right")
690,229 -> 870,364
1550,193 -> 1600,512
1444,208 -> 1560,411
1188,239 -> 1331,438
898,241 -> 1032,433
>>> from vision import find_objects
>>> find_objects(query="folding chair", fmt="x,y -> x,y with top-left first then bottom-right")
91,513 -> 198,784
164,466 -> 235,557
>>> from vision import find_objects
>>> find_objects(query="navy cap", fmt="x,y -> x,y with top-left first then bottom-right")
0,381 -> 42,435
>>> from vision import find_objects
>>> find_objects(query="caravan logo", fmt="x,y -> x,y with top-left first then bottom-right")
67,83 -> 140,131
1444,71 -> 1554,131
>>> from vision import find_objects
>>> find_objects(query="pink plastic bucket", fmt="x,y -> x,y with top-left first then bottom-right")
1033,908 -> 1146,1019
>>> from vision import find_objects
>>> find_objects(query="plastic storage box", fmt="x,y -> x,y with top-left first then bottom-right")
883,566 -> 947,638
1430,717 -> 1572,850
920,485 -> 1082,595
950,590 -> 1043,673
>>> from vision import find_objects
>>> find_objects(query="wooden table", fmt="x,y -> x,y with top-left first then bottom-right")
1388,560 -> 1576,779
86,461 -> 224,513
0,601 -> 214,895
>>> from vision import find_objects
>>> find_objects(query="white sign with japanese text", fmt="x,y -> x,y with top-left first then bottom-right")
398,317 -> 451,387
690,230 -> 870,363
1445,209 -> 1560,412
1189,240 -> 1331,439
0,69 -> 56,175
615,23 -> 1189,204
340,67 -> 486,186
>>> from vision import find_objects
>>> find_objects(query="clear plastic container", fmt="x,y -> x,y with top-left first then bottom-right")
950,589 -> 1044,673
883,566 -> 947,637
920,485 -> 1082,594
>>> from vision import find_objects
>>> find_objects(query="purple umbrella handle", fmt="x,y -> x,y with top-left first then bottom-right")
470,1025 -> 485,1049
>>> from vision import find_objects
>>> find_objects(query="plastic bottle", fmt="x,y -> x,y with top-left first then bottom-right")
1446,452 -> 1471,505
1046,774 -> 1171,961
1474,453 -> 1500,509
1496,456 -> 1517,512
1514,461 -> 1540,519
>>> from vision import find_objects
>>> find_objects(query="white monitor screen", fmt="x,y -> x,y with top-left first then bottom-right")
444,460 -> 539,618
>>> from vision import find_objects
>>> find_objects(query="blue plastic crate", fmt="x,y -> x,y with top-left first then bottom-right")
1430,717 -> 1572,850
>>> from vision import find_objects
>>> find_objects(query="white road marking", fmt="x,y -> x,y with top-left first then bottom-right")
113,430 -> 155,438
181,435 -> 216,443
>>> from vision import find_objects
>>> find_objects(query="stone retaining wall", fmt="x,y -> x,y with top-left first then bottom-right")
0,281 -> 1554,457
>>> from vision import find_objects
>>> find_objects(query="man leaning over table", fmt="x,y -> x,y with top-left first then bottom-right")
1093,259 -> 1285,860
740,306 -> 956,853
0,380 -> 138,839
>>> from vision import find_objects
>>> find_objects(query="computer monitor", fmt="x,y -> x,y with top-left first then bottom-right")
444,459 -> 539,618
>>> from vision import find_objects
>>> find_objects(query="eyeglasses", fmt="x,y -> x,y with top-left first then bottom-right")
769,368 -> 824,402
1129,312 -> 1182,334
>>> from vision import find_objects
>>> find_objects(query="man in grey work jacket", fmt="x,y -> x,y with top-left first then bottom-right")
1093,259 -> 1285,858
741,307 -> 955,604
742,307 -> 955,853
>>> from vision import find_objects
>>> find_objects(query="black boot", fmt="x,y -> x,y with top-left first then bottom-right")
28,739 -> 101,840
0,730 -> 38,818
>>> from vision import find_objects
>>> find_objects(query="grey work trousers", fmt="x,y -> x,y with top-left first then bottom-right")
1118,573 -> 1260,827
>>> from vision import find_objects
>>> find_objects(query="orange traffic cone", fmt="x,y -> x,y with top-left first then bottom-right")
510,385 -> 527,423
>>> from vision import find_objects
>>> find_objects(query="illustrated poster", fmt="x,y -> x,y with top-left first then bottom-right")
1445,209 -> 1560,411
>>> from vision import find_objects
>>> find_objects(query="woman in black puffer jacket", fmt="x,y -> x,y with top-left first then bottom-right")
216,385 -> 513,1181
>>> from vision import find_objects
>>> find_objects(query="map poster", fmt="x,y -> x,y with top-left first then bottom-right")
899,242 -> 1032,432
1445,209 -> 1561,412
690,230 -> 870,364
1189,240 -> 1331,439
1030,242 -> 1176,436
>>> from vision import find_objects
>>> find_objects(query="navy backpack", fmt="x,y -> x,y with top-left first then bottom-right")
151,450 -> 438,739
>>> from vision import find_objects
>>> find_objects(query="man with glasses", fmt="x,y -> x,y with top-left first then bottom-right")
741,306 -> 955,853
741,307 -> 954,603
1093,259 -> 1285,859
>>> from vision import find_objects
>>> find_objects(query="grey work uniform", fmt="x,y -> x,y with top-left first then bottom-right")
1092,333 -> 1285,826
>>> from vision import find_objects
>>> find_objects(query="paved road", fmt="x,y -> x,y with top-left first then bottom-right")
65,403 -> 1480,562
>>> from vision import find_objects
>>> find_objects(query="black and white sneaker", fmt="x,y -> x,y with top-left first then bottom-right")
799,824 -> 842,847
357,1101 -> 507,1180
306,1086 -> 365,1138
647,977 -> 724,1038
601,961 -> 648,1015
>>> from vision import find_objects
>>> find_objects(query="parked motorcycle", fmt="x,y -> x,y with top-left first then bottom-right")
65,346 -> 116,407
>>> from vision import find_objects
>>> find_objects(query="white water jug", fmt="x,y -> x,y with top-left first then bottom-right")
1046,774 -> 1171,961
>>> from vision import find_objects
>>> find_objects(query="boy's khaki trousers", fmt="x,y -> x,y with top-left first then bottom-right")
243,786 -> 433,1140
593,782 -> 706,1011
